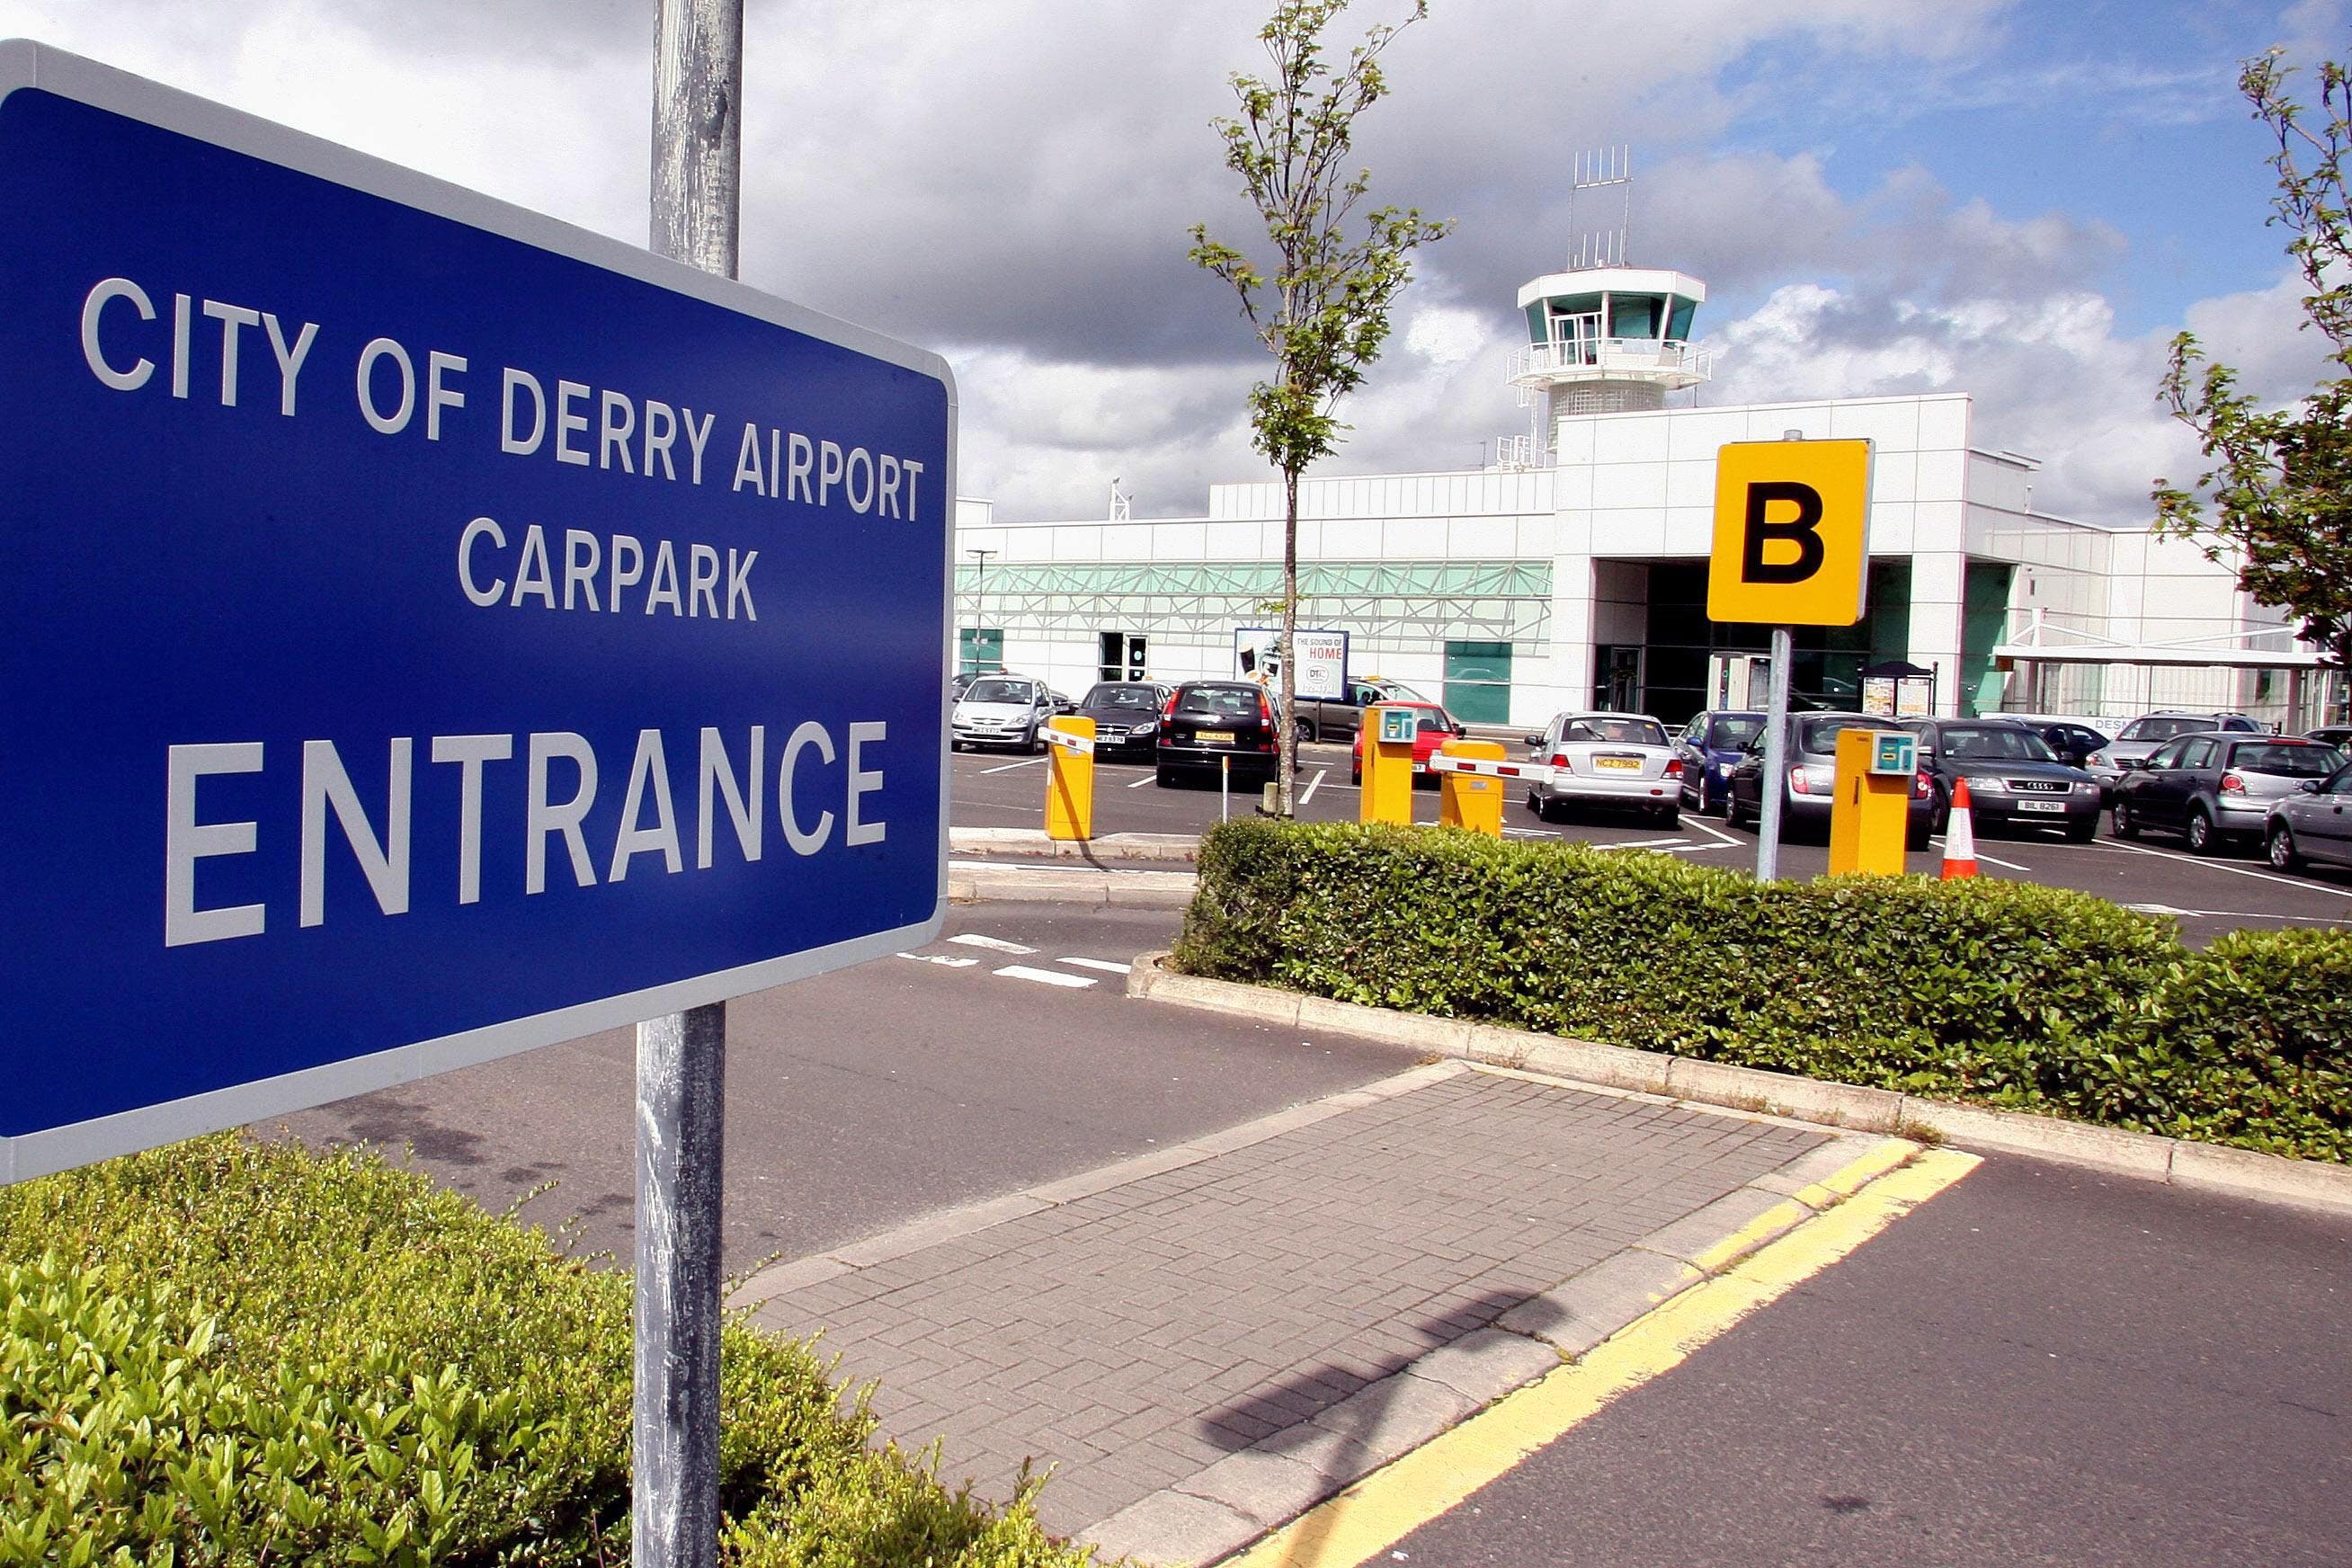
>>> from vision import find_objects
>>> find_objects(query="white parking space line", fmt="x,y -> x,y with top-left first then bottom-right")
1061,957 -> 1134,975
1597,836 -> 1693,851
1501,826 -> 1558,839
995,965 -> 1097,988
2127,902 -> 2343,923
1929,837 -> 2032,872
898,952 -> 979,967
980,756 -> 1047,775
1686,818 -> 1744,850
1127,773 -> 1157,788
949,933 -> 1036,954
2100,837 -> 2352,895
1300,769 -> 1326,806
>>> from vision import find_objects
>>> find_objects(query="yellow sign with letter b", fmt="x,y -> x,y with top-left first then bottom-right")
1707,439 -> 1873,627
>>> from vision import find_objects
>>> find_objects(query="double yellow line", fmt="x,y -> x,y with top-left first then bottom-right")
1223,1148 -> 1982,1568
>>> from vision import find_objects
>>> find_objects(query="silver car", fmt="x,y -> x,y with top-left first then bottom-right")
1521,712 -> 1683,824
2086,710 -> 2262,796
949,674 -> 1056,753
2265,761 -> 2352,873
2109,732 -> 2340,854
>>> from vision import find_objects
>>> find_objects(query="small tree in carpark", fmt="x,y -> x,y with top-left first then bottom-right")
1190,0 -> 1451,815
2156,49 -> 2352,697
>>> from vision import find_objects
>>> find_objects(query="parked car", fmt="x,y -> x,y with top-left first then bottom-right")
2109,732 -> 2341,854
2265,760 -> 2352,873
949,674 -> 1058,753
1672,709 -> 1768,816
2085,710 -> 2263,796
1348,699 -> 1466,786
1521,712 -> 1684,824
2305,725 -> 2352,757
949,667 -> 1004,702
1724,711 -> 1934,848
1074,681 -> 1172,762
1898,717 -> 2103,842
2027,720 -> 2109,770
1155,681 -> 1280,787
1292,676 -> 1435,745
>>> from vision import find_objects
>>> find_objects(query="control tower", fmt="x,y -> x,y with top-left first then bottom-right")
1507,265 -> 1712,427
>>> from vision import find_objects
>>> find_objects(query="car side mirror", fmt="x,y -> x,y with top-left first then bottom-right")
2298,779 -> 2323,793
1521,733 -> 1544,747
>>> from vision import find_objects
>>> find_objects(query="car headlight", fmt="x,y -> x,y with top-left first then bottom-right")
1132,720 -> 1155,735
1967,775 -> 2009,793
2074,780 -> 2098,794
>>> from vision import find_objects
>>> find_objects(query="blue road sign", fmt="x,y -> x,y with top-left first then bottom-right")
0,43 -> 955,1181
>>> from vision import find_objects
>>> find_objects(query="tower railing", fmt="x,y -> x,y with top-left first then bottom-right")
1508,338 -> 1715,382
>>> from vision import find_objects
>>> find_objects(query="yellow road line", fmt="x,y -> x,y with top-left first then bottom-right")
1220,1148 -> 1982,1568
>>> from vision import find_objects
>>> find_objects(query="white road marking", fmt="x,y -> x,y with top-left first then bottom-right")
1127,773 -> 1157,788
1061,957 -> 1134,975
981,756 -> 1047,775
898,952 -> 979,967
996,965 -> 1097,988
1597,835 -> 1691,851
2129,901 -> 2347,923
949,933 -> 1036,954
1928,837 -> 2032,872
1686,817 -> 1744,849
1501,826 -> 1557,839
2100,837 -> 2352,895
1300,769 -> 1327,806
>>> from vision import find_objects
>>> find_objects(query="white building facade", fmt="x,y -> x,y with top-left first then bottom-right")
954,263 -> 2338,732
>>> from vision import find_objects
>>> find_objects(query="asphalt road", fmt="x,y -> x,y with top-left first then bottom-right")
263,902 -> 1413,1271
951,743 -> 2352,939
1386,1154 -> 2352,1568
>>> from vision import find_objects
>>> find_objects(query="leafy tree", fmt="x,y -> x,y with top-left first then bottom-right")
2156,49 -> 2352,692
1191,0 -> 1452,814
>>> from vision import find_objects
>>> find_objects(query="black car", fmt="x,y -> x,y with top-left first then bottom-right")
1724,711 -> 1934,848
1074,681 -> 1172,762
2029,720 -> 2109,771
1155,681 -> 1279,787
1900,717 -> 2103,842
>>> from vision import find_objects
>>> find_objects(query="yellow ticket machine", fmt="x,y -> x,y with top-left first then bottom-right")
1437,737 -> 1507,836
1828,727 -> 1916,875
1359,705 -> 1419,826
1044,715 -> 1096,841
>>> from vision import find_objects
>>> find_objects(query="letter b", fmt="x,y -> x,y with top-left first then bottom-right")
1741,481 -> 1824,584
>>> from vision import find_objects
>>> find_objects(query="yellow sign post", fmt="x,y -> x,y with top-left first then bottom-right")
1708,437 -> 1874,879
1827,728 -> 1916,876
1436,737 -> 1508,836
1043,715 -> 1095,841
1359,705 -> 1418,826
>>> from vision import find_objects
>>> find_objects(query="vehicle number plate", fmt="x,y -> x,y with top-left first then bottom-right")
2018,799 -> 2065,814
1595,756 -> 1641,771
1196,729 -> 1234,744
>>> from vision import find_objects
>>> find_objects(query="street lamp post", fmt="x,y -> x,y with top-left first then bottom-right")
966,547 -> 997,672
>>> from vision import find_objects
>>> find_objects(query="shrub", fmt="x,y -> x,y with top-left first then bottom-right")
0,1135 -> 1087,1568
1174,818 -> 2352,1161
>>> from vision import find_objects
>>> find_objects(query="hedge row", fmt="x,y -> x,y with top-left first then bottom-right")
2,1135 -> 1087,1568
1172,819 -> 2352,1163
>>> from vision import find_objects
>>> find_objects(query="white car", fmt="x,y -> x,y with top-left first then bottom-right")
950,675 -> 1056,753
1521,712 -> 1684,824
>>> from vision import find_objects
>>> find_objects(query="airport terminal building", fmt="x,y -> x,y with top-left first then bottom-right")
954,261 -> 2338,731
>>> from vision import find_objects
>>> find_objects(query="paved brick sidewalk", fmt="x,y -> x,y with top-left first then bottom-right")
737,1061 -> 1835,1557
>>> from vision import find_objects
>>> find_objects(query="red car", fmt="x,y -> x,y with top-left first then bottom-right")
1350,701 -> 1466,786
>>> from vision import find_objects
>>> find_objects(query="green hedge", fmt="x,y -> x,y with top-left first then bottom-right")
1,1135 -> 1088,1568
1172,819 -> 2352,1162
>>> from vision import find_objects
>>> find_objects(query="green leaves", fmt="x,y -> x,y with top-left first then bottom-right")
2,1140 -> 1087,1568
1174,819 -> 2352,1162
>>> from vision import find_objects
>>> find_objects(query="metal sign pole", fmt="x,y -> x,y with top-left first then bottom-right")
1756,626 -> 1793,881
641,4 -> 741,1566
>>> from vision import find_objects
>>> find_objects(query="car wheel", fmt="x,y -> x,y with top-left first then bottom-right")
1154,765 -> 1175,788
1524,786 -> 1543,816
1294,718 -> 1314,745
2062,817 -> 2098,844
2186,806 -> 2217,855
1726,792 -> 1750,830
1657,806 -> 1680,827
1027,727 -> 1044,755
2268,823 -> 2303,872
1350,766 -> 1361,786
1537,790 -> 1565,824
1929,783 -> 1950,836
2111,799 -> 2139,840
1906,824 -> 1930,852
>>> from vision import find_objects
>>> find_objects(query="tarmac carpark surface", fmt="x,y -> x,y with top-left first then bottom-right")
951,741 -> 2352,939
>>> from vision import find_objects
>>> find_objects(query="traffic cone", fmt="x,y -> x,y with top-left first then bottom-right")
1940,777 -> 1980,880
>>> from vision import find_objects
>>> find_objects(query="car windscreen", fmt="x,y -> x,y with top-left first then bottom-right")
2124,716 -> 2214,743
1705,716 -> 1764,750
1083,686 -> 1159,710
1938,725 -> 2056,762
1178,687 -> 1263,717
2229,742 -> 2337,777
1564,717 -> 1666,745
963,679 -> 1034,704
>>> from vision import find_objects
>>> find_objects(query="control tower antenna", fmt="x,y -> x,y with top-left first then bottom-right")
1566,146 -> 1633,270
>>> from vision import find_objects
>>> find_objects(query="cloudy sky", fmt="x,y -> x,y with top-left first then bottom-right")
7,0 -> 2345,524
